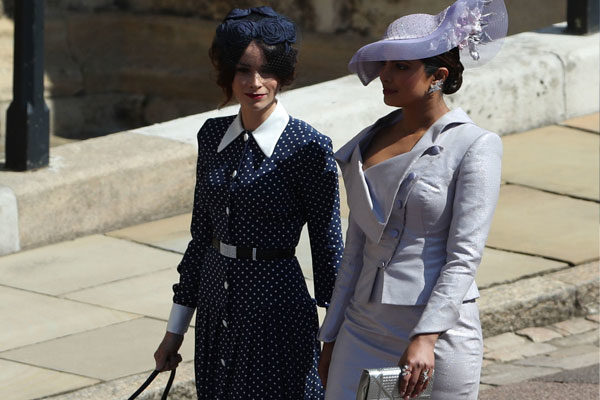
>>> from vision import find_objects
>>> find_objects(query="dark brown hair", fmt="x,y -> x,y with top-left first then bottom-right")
209,38 -> 297,107
422,47 -> 464,95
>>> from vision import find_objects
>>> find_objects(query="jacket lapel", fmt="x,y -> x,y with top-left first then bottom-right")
335,108 -> 474,244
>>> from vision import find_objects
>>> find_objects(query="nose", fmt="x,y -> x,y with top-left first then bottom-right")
379,61 -> 391,83
249,71 -> 262,89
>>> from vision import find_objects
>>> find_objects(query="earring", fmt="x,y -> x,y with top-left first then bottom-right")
427,80 -> 444,94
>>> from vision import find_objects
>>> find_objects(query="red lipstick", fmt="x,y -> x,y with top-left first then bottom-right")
246,93 -> 266,100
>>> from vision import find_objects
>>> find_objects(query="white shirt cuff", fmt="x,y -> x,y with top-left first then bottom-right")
166,303 -> 195,335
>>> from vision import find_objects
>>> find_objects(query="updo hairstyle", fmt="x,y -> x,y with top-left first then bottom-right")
422,47 -> 464,95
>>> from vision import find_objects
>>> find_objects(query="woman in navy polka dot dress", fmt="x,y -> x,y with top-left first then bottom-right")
153,7 -> 344,399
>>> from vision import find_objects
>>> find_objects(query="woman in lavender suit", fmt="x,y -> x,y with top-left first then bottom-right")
317,0 -> 508,399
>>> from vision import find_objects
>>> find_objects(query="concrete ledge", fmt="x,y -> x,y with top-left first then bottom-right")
479,262 -> 599,337
0,133 -> 196,251
0,185 -> 19,254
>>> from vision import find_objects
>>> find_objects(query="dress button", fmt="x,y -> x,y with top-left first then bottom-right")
231,170 -> 237,178
225,207 -> 230,215
378,261 -> 386,269
429,145 -> 441,155
222,320 -> 228,328
397,199 -> 404,209
390,229 -> 400,238
224,281 -> 229,290
243,133 -> 249,142
220,359 -> 226,366
406,172 -> 416,181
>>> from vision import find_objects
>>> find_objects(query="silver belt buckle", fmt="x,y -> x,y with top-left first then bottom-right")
219,242 -> 237,258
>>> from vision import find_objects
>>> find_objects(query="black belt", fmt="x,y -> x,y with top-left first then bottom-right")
211,238 -> 295,260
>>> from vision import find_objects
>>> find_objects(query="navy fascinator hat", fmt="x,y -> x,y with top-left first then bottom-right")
215,6 -> 297,54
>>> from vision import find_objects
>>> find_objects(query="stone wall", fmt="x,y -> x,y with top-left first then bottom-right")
35,0 -> 567,35
0,0 -> 567,141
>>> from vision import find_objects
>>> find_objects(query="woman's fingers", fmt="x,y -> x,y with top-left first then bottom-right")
409,367 -> 432,398
154,349 -> 167,371
403,364 -> 422,399
403,366 -> 434,399
166,353 -> 183,371
318,341 -> 335,389
397,364 -> 411,395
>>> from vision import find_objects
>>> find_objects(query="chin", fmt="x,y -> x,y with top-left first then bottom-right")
383,96 -> 403,108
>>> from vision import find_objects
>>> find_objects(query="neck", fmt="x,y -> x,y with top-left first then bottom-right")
399,96 -> 450,134
240,100 -> 277,131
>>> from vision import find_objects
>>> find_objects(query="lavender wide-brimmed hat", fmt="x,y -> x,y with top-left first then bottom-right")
349,0 -> 508,85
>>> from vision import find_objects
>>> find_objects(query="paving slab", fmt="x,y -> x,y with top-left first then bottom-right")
485,342 -> 556,363
534,363 -> 599,384
0,318 -> 195,381
0,359 -> 99,400
0,286 -> 138,352
561,112 -> 600,133
542,344 -> 599,359
501,125 -> 599,201
550,330 -> 600,347
0,235 -> 180,295
480,363 -> 561,386
479,381 -> 598,399
514,348 -> 599,370
42,360 -> 196,400
516,342 -> 557,358
587,314 -> 600,323
483,348 -> 524,362
551,317 -> 598,336
484,332 -> 529,351
516,326 -> 563,342
107,213 -> 192,254
64,268 -> 180,322
487,185 -> 599,264
476,248 -> 567,288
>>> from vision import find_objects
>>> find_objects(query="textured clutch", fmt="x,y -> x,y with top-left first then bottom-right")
356,367 -> 434,400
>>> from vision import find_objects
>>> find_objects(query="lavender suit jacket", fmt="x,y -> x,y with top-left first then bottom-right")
318,108 -> 502,341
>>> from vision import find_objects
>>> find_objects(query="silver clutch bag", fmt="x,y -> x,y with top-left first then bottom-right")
356,367 -> 434,400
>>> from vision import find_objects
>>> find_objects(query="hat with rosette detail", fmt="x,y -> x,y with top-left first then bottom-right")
348,0 -> 508,85
214,6 -> 297,65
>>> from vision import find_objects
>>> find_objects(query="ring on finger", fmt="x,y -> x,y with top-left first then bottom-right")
400,364 -> 412,377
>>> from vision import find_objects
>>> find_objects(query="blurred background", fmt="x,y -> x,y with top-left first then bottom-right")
0,0 -> 567,148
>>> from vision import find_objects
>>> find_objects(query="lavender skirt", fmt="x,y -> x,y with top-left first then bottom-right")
325,300 -> 483,400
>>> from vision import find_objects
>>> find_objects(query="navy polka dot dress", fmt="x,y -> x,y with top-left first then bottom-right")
173,114 -> 344,399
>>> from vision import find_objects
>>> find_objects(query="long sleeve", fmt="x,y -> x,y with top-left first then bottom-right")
171,122 -> 214,309
317,212 -> 366,342
410,132 -> 502,338
298,136 -> 344,308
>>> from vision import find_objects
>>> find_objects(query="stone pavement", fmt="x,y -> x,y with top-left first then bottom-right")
0,113 -> 598,399
479,315 -> 600,399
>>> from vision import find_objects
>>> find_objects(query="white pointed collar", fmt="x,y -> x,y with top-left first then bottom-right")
217,101 -> 290,158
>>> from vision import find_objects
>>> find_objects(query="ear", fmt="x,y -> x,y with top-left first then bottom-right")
434,67 -> 449,82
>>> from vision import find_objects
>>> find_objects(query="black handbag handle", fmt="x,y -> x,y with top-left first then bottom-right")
127,369 -> 176,400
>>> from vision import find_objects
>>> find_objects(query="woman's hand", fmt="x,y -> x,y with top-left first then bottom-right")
397,333 -> 438,399
154,332 -> 184,371
318,341 -> 335,389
